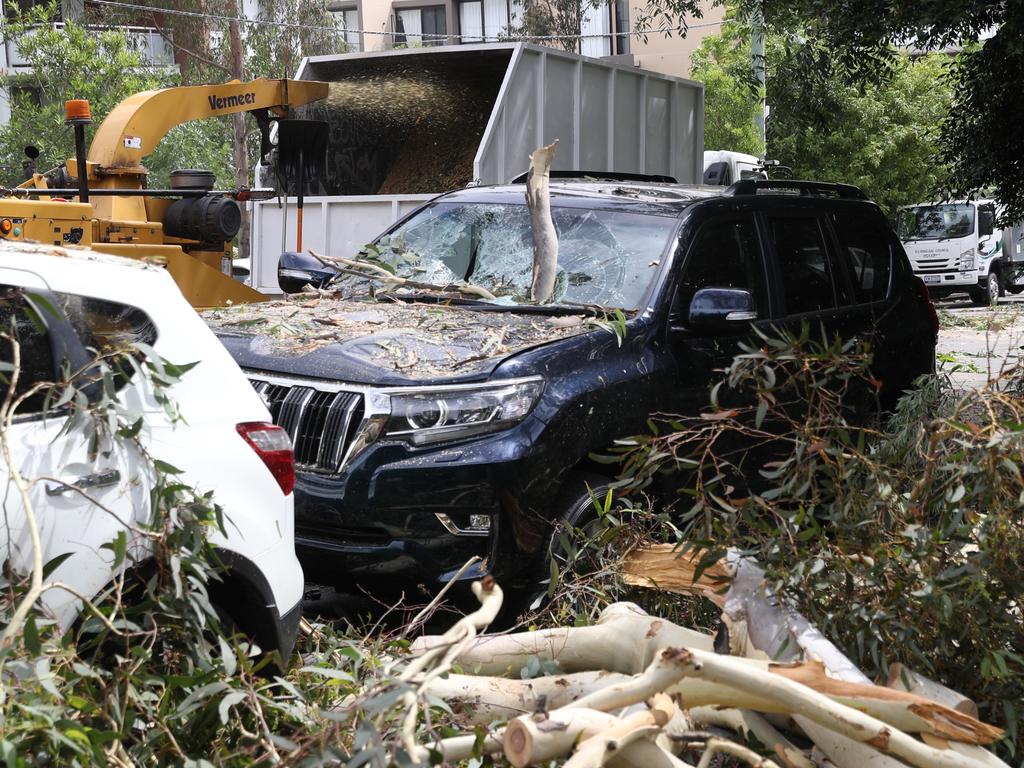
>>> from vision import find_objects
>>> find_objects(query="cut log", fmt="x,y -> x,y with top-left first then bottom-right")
526,139 -> 559,303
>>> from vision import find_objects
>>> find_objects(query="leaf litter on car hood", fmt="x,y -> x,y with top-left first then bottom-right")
203,297 -> 589,376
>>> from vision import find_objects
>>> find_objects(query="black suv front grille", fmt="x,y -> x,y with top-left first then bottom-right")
250,379 -> 364,473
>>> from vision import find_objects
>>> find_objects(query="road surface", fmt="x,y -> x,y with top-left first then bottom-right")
934,295 -> 1024,390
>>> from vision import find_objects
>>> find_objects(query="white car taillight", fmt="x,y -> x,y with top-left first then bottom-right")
236,422 -> 295,495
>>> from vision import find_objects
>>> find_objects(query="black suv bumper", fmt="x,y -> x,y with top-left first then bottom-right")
293,416 -> 562,594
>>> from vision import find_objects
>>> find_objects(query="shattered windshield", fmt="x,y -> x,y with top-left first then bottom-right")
897,204 -> 975,241
361,202 -> 678,310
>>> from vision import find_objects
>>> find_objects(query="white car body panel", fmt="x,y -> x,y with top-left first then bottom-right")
0,246 -> 301,636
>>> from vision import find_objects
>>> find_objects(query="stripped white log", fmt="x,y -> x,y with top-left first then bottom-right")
413,601 -> 714,676
887,664 -> 978,719
664,648 -> 998,768
526,139 -> 559,303
427,670 -> 631,722
421,605 -> 1001,746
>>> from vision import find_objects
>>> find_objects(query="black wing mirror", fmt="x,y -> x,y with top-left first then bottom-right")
277,251 -> 337,294
979,209 -> 995,238
687,287 -> 756,331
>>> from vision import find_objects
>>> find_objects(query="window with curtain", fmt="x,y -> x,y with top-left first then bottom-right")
458,0 -> 510,41
397,6 -> 446,45
459,0 -> 484,41
482,0 -> 508,39
333,8 -> 361,51
580,1 -> 611,57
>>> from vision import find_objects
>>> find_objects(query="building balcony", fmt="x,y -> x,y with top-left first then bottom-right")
3,23 -> 175,69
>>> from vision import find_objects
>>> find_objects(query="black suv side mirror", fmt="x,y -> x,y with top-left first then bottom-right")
979,209 -> 995,238
687,287 -> 756,331
278,251 -> 337,294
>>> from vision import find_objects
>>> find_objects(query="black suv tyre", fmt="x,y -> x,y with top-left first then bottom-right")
970,272 -> 1001,306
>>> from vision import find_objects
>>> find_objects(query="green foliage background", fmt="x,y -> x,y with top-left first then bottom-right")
768,50 -> 953,215
689,19 -> 763,157
690,16 -> 954,214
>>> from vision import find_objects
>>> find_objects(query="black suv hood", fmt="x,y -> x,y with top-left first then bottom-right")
204,298 -> 587,386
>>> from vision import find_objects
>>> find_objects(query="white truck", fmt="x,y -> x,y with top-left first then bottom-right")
702,150 -> 766,185
897,199 -> 1024,306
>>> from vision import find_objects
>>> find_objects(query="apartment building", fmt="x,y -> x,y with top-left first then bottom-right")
326,0 -> 724,79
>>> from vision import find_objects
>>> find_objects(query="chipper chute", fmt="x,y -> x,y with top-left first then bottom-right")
277,119 -> 329,255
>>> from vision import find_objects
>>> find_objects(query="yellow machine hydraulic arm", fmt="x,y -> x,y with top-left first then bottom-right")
2,77 -> 328,307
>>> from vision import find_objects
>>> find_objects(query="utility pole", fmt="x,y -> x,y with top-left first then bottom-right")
229,0 -> 251,263
751,1 -> 766,155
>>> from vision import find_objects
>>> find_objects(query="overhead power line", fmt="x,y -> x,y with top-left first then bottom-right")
85,0 -> 722,43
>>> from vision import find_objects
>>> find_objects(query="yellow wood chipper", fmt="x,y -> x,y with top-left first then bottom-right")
0,77 -> 328,307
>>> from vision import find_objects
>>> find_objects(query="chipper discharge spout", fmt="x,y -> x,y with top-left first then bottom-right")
0,77 -> 329,308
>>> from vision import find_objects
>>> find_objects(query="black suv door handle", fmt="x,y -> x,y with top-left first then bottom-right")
46,469 -> 121,496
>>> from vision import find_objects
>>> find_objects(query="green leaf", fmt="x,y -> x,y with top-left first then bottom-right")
42,551 -> 74,579
23,615 -> 40,656
217,691 -> 246,725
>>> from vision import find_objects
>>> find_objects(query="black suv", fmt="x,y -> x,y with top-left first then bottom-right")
208,178 -> 938,600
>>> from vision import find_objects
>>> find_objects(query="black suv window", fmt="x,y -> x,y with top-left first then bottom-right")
676,216 -> 766,318
832,212 -> 892,303
765,215 -> 837,314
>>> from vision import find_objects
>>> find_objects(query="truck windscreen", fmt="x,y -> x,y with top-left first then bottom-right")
897,204 -> 975,241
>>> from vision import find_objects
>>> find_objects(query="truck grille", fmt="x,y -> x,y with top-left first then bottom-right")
250,379 -> 364,473
913,257 -> 956,272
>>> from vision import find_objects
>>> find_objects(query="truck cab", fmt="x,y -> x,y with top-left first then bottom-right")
702,150 -> 767,186
897,200 -> 1024,305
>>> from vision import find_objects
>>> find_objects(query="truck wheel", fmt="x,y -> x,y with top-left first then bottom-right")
971,272 -> 1000,306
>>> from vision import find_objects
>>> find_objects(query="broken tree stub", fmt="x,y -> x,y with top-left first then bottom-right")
527,139 -> 559,304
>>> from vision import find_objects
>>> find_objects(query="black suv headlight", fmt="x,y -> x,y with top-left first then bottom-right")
383,377 -> 544,446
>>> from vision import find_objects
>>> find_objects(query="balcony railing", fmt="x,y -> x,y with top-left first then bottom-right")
4,23 -> 175,68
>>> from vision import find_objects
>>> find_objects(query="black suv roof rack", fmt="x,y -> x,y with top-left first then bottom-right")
724,179 -> 868,199
508,170 -> 678,184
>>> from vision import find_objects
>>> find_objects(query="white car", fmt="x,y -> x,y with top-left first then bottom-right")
0,243 -> 303,662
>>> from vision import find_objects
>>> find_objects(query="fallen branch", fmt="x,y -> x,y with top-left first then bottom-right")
689,707 -> 814,768
659,647 -> 995,768
413,601 -> 715,676
399,576 -> 503,762
422,602 -> 1000,745
310,250 -> 498,301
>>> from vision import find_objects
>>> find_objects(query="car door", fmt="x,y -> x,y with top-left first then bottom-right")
0,271 -> 151,631
667,211 -> 773,414
759,206 -> 880,418
829,207 -> 933,404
